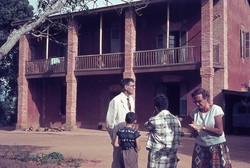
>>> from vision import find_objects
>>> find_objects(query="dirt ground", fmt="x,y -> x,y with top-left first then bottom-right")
0,127 -> 249,168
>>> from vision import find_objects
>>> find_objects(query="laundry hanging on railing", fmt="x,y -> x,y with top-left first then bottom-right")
50,58 -> 61,65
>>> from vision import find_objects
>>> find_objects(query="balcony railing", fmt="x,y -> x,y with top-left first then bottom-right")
26,57 -> 66,75
25,45 -> 220,76
75,52 -> 124,70
134,46 -> 201,67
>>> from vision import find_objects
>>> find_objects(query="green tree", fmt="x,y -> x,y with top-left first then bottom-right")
0,0 -> 33,125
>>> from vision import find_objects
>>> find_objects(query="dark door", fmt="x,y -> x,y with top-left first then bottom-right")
155,82 -> 180,116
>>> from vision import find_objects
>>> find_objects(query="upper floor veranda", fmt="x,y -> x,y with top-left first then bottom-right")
20,0 -> 223,79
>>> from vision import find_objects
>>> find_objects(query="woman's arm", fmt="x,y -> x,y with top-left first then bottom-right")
189,114 -> 224,136
204,114 -> 224,136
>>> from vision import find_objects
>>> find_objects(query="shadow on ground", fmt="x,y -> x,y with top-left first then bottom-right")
0,126 -> 16,131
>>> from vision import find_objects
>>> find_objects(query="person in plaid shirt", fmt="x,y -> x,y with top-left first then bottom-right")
144,94 -> 182,168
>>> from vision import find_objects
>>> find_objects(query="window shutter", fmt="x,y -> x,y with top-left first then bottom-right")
240,30 -> 245,58
246,32 -> 250,58
240,30 -> 250,59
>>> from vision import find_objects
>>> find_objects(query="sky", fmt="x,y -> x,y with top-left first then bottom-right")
28,0 -> 140,12
28,0 -> 37,10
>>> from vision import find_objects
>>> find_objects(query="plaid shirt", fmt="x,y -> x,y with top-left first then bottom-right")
144,110 -> 181,153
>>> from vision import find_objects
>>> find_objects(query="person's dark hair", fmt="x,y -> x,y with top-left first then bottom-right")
120,78 -> 134,89
154,94 -> 169,111
125,112 -> 137,124
191,88 -> 210,100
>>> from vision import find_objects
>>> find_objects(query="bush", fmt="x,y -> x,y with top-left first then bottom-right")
29,152 -> 64,164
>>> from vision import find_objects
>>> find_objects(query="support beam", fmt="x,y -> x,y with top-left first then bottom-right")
99,14 -> 103,67
16,35 -> 30,130
201,0 -> 214,103
166,3 -> 170,48
65,18 -> 78,130
46,29 -> 49,59
124,8 -> 136,79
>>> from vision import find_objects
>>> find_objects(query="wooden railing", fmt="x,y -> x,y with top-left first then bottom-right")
25,45 -> 220,75
134,46 -> 201,67
26,57 -> 66,75
75,52 -> 124,70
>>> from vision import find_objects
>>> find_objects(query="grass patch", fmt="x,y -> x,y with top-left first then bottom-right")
0,145 -> 82,167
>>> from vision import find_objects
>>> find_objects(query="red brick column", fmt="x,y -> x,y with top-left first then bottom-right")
213,0 -> 228,104
200,0 -> 214,103
124,9 -> 136,80
16,35 -> 30,129
65,18 -> 78,130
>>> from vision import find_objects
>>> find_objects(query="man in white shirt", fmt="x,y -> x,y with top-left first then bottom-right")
106,78 -> 135,168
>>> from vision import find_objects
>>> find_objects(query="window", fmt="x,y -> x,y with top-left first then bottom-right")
240,30 -> 250,59
111,27 -> 119,39
111,24 -> 121,52
156,31 -> 187,49
156,34 -> 166,49
247,33 -> 250,57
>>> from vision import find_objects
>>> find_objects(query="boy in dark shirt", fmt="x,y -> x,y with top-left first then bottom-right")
114,112 -> 141,168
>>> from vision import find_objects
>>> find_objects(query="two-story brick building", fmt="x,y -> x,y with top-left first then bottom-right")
16,0 -> 250,133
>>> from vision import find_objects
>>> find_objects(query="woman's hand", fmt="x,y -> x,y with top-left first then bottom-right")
189,122 -> 203,132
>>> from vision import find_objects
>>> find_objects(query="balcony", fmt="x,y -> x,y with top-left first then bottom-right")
25,46 -> 221,77
26,57 -> 66,78
75,52 -> 124,75
133,46 -> 201,73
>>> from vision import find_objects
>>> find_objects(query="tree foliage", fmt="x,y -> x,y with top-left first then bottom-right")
0,0 -> 33,42
0,0 -> 33,126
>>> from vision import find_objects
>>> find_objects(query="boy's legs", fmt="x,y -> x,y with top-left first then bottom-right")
122,149 -> 138,168
112,147 -> 124,168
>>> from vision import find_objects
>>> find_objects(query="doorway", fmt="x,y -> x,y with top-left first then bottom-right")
110,24 -> 121,52
155,82 -> 180,116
